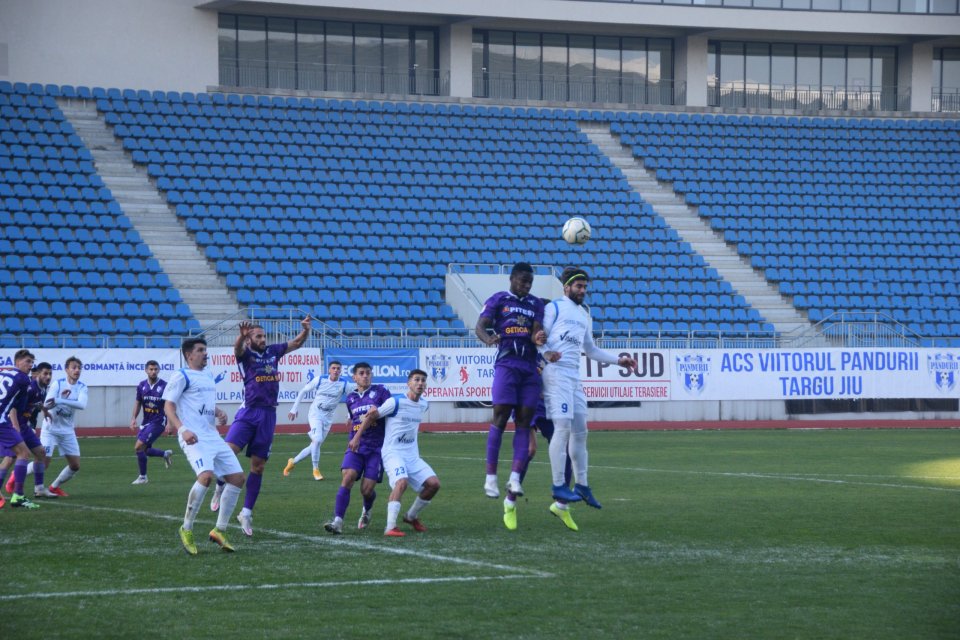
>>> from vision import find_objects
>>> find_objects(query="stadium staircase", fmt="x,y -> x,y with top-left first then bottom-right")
580,122 -> 812,337
58,98 -> 242,328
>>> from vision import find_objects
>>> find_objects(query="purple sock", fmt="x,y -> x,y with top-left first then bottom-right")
0,467 -> 7,487
146,447 -> 165,457
14,459 -> 28,494
34,461 -> 44,486
511,427 -> 530,473
363,490 -> 376,512
519,451 -> 535,484
334,486 -> 351,518
243,471 -> 262,510
137,451 -> 148,475
486,425 -> 504,475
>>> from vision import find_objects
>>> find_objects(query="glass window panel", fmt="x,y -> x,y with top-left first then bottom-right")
596,36 -> 620,103
355,23 -> 382,93
218,14 -> 237,86
650,39 -> 672,104
873,47 -> 898,109
297,20 -> 324,91
569,35 -> 594,103
870,0 -> 900,11
384,25 -> 409,95
900,0 -> 928,10
940,48 -> 960,87
796,44 -> 820,88
542,33 -> 567,101
930,0 -> 958,12
782,0 -> 811,8
843,0 -> 870,10
724,0 -> 752,6
516,32 -> 541,100
473,31 -> 487,97
821,45 -> 845,108
488,31 -> 514,99
770,44 -> 796,108
237,15 -> 267,88
718,42 -> 744,107
753,0 -> 782,7
811,0 -> 841,8
846,46 -> 871,108
325,22 -> 353,92
413,29 -> 437,95
624,38 -> 649,105
745,42 -> 770,109
267,18 -> 296,90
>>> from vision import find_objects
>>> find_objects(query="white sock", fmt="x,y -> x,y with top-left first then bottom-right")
51,466 -> 77,488
293,444 -> 312,464
216,484 -> 242,530
407,496 -> 430,520
310,440 -> 321,468
183,481 -> 208,530
26,462 -> 34,476
503,496 -> 516,509
553,501 -> 569,511
548,418 -> 573,486
508,471 -> 520,485
569,413 -> 589,486
240,507 -> 252,518
386,500 -> 401,530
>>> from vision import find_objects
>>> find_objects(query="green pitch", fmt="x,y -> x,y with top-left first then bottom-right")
2,429 -> 958,639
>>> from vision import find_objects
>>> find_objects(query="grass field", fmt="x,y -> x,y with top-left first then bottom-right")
2,428 -> 958,639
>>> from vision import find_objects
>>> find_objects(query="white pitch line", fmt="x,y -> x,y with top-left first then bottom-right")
434,455 -> 960,494
40,502 -> 554,579
0,575 -> 531,602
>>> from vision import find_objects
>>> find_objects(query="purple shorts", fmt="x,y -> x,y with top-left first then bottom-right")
225,406 -> 277,460
136,421 -> 166,447
0,422 -> 25,451
340,446 -> 383,483
19,425 -> 41,451
491,363 -> 542,408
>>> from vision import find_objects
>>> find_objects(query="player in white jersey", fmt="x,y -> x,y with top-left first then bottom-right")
41,356 -> 88,497
352,369 -> 438,537
541,267 -> 637,531
163,337 -> 245,555
283,360 -> 354,481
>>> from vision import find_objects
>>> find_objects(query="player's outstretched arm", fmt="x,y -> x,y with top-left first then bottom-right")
234,321 -> 254,360
286,315 -> 312,353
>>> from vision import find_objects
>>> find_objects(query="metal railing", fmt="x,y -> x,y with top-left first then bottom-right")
219,58 -> 449,96
708,82 -> 911,111
473,71 -> 684,106
932,88 -> 960,112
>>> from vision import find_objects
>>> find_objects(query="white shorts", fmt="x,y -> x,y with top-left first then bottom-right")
542,366 -> 587,421
41,429 -> 81,457
381,448 -> 436,492
179,432 -> 243,478
307,411 -> 333,443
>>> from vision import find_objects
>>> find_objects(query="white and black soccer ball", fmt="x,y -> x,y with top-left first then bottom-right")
561,217 -> 591,245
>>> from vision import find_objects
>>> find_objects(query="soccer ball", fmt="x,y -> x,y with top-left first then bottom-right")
561,217 -> 591,245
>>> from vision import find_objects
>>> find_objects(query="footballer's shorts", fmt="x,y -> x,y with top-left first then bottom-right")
41,428 -> 81,457
306,410 -> 334,444
0,421 -> 25,451
19,424 -> 42,450
491,362 -> 541,408
179,431 -> 243,478
542,365 -> 588,422
381,448 -> 435,492
136,421 -> 167,447
340,446 -> 383,483
225,406 -> 277,459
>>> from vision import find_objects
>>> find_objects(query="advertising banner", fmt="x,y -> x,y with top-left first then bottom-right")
0,349 -> 180,386
205,347 -> 326,404
324,348 -> 420,394
671,348 -> 960,401
418,347 -> 671,402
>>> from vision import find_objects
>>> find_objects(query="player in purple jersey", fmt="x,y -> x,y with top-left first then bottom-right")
323,362 -> 392,534
210,317 -> 311,537
129,360 -> 172,485
7,362 -> 58,499
0,350 -> 41,509
475,262 -> 546,526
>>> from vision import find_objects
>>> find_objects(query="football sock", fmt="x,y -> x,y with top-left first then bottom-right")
334,486 -> 350,518
519,450 -> 535,484
292,445 -> 312,464
146,447 -> 165,457
26,461 -> 34,476
569,413 -> 589,486
386,500 -> 401,530
407,496 -> 430,519
243,471 -> 262,510
183,481 -> 208,530
13,459 -> 28,494
363,490 -> 376,512
33,461 -> 44,487
485,425 -> 503,475
137,451 -> 148,476
52,466 -> 77,488
510,426 -> 530,472
548,418 -> 573,487
0,467 -> 7,488
216,483 -> 242,530
309,440 -> 321,468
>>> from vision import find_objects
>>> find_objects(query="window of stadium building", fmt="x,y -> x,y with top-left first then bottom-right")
933,48 -> 960,112
472,30 -> 677,105
568,0 -> 959,14
218,14 -> 443,96
708,42 -> 902,111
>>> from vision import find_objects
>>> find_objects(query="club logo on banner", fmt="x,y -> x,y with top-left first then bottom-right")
677,354 -> 711,395
425,353 -> 451,384
927,353 -> 958,392
325,348 -> 419,394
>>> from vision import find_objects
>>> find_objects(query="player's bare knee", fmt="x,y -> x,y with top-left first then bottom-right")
423,477 -> 440,497
196,471 -> 215,486
224,472 -> 245,488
